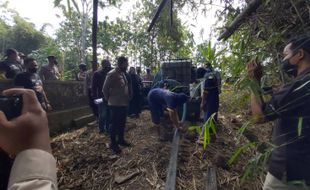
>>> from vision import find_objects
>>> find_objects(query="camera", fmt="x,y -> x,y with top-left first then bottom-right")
0,95 -> 23,120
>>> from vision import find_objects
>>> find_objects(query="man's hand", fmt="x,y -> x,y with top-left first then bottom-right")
46,103 -> 53,111
0,88 -> 51,156
34,86 -> 43,93
42,102 -> 53,112
247,59 -> 263,81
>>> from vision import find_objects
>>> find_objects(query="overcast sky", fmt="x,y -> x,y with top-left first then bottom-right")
5,0 -> 224,44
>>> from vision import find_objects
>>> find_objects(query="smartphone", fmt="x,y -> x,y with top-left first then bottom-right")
0,95 -> 23,120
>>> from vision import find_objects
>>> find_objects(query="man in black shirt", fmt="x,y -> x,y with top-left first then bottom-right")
128,67 -> 143,117
0,48 -> 23,79
92,59 -> 112,133
14,58 -> 52,111
248,36 -> 310,189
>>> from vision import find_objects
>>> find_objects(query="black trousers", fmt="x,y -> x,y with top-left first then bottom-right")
110,106 -> 127,146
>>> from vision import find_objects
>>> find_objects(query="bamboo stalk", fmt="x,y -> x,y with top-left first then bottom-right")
218,0 -> 262,41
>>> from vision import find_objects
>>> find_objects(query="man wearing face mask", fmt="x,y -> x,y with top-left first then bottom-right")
103,56 -> 132,154
0,48 -> 23,79
14,57 -> 52,111
248,36 -> 310,190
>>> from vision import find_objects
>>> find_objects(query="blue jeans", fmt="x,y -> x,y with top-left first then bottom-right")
98,101 -> 110,133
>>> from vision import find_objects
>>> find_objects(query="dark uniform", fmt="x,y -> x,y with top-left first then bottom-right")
263,68 -> 310,185
148,88 -> 188,124
202,69 -> 219,122
128,73 -> 143,116
14,72 -> 44,104
92,67 -> 111,133
0,59 -> 23,79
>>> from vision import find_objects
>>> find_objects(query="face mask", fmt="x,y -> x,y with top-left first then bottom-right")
281,55 -> 298,77
119,66 -> 127,72
28,68 -> 38,73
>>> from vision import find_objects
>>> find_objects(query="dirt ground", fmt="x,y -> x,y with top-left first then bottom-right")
52,106 -> 272,190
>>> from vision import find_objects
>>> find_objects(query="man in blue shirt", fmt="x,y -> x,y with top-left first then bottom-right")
200,67 -> 220,122
148,88 -> 188,131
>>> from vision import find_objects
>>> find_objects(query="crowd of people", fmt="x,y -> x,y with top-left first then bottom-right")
1,35 -> 310,190
0,48 -> 61,111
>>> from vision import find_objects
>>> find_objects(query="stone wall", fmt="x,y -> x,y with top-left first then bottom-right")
0,79 -> 88,111
0,79 -> 92,133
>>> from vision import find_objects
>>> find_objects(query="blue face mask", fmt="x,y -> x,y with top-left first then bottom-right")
281,53 -> 298,77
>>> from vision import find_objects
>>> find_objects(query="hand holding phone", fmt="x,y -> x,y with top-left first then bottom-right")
0,95 -> 22,120
0,88 -> 51,156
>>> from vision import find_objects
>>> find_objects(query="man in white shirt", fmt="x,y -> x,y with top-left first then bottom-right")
0,88 -> 57,190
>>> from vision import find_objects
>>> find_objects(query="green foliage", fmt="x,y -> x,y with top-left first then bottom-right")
237,120 -> 252,140
220,87 -> 250,114
0,3 -> 48,56
196,41 -> 226,69
241,147 -> 273,183
188,125 -> 201,134
189,113 -> 217,150
227,142 -> 256,167
8,16 -> 47,54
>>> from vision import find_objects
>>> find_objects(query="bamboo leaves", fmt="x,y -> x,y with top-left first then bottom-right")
189,113 -> 217,150
227,142 -> 256,167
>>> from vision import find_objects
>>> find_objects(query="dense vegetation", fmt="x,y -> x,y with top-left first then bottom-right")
2,0 -> 310,185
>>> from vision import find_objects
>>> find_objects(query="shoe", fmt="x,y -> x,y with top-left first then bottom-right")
110,144 -> 121,154
118,140 -> 131,147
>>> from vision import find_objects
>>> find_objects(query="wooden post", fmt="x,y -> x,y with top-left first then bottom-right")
204,167 -> 217,190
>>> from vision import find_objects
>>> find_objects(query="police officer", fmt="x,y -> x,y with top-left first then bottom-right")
200,64 -> 220,122
148,88 -> 188,132
0,48 -> 23,79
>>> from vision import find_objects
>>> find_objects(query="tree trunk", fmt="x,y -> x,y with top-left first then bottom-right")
81,13 -> 87,65
92,0 -> 98,71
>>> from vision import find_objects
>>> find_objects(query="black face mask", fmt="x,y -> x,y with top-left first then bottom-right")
281,55 -> 298,77
28,68 -> 38,73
